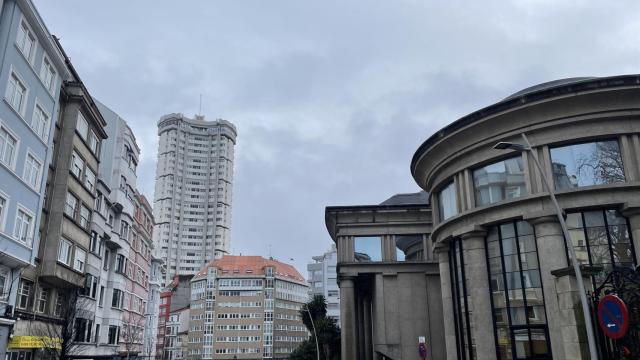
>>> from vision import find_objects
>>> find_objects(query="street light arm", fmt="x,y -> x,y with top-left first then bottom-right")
305,306 -> 321,360
520,133 -> 599,360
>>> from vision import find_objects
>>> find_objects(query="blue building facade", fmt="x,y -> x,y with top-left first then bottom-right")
0,0 -> 67,357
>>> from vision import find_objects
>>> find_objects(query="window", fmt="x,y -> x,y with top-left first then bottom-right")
16,20 -> 36,63
395,234 -> 422,262
438,182 -> 457,221
450,237 -> 474,359
58,239 -> 72,266
77,112 -> 89,140
115,254 -> 125,274
111,289 -> 123,309
354,236 -> 382,262
17,279 -> 32,310
84,167 -> 96,192
473,156 -> 526,206
74,318 -> 89,342
54,291 -> 64,316
95,324 -> 100,343
90,231 -> 101,254
65,192 -> 78,218
566,209 -> 636,285
0,196 -> 6,232
550,140 -> 625,190
99,286 -> 104,306
37,287 -> 49,313
74,247 -> 86,272
79,204 -> 91,229
81,274 -> 98,299
6,72 -> 28,115
0,125 -> 18,168
40,56 -> 56,93
32,104 -> 50,141
120,220 -> 130,240
13,208 -> 33,245
71,151 -> 84,178
486,221 -> 549,359
89,131 -> 100,155
23,153 -> 42,190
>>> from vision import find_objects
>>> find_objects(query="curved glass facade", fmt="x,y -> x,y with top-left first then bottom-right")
473,156 -> 526,207
486,221 -> 550,359
450,237 -> 475,359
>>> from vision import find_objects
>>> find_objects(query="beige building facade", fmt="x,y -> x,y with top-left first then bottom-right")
187,255 -> 309,360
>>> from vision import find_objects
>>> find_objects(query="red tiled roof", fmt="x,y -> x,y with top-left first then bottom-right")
193,255 -> 306,283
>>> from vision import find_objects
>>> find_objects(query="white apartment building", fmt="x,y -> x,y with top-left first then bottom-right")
307,245 -> 340,324
153,114 -> 237,285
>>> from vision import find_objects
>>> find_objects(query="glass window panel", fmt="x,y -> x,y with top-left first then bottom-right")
513,328 -> 532,358
589,245 -> 611,264
501,238 -> 517,256
516,221 -> 534,236
488,240 -> 501,259
506,272 -> 523,290
489,257 -> 503,275
586,227 -> 608,246
517,235 -> 536,253
612,243 -> 633,264
565,213 -> 583,229
490,274 -> 504,292
584,210 -> 605,227
530,328 -> 550,356
605,209 -> 627,225
550,140 -> 625,190
608,225 -> 630,244
510,307 -> 528,325
474,156 -> 526,206
527,305 -> 547,325
487,226 -> 500,243
354,237 -> 382,262
496,326 -> 513,360
438,182 -> 457,221
500,223 -> 516,239
523,270 -> 541,288
503,255 -> 520,273
520,253 -> 539,271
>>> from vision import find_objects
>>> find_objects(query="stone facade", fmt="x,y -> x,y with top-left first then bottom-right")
411,75 -> 640,359
325,192 -> 446,360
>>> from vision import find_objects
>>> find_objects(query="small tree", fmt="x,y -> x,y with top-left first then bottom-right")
34,289 -> 93,360
291,295 -> 340,360
120,314 -> 146,360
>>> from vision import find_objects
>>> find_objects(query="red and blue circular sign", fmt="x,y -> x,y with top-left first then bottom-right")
597,294 -> 629,339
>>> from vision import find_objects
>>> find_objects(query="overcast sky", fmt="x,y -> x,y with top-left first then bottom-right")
35,0 -> 640,275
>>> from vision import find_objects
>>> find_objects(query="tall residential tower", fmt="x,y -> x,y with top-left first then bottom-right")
153,114 -> 237,284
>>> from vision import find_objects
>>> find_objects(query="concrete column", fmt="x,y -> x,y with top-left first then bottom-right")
621,205 -> 640,265
339,276 -> 358,360
363,297 -> 373,360
461,229 -> 497,360
530,216 -> 585,360
435,245 -> 457,360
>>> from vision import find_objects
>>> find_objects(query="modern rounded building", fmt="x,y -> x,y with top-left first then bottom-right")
411,75 -> 640,360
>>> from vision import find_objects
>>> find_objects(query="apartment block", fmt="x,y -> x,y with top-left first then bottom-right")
187,256 -> 309,360
307,245 -> 339,324
0,0 -> 68,356
153,114 -> 237,284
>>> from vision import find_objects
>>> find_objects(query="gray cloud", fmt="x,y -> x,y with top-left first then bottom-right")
34,0 -> 640,273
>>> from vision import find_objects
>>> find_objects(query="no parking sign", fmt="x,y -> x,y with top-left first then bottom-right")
597,294 -> 630,339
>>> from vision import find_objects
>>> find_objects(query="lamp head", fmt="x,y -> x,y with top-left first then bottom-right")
494,142 -> 528,151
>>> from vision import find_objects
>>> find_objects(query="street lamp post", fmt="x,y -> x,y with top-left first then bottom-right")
304,305 -> 321,360
494,133 -> 599,359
